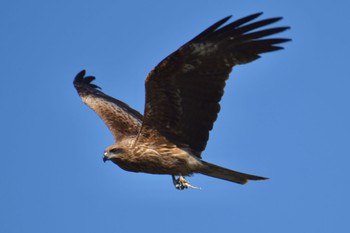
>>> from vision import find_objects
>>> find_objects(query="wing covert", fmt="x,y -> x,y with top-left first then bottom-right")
74,70 -> 143,142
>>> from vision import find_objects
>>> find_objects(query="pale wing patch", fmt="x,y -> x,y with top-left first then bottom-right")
191,42 -> 218,56
84,95 -> 141,128
182,63 -> 195,73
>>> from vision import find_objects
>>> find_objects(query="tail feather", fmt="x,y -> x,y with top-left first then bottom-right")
198,161 -> 268,184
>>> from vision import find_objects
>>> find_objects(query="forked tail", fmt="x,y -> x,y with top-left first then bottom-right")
199,161 -> 268,184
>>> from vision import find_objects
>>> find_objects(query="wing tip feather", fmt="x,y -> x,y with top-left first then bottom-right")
73,70 -> 101,90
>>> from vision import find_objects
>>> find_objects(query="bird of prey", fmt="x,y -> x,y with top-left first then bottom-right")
74,12 -> 290,190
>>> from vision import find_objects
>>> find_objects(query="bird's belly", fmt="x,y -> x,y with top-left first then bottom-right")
114,149 -> 201,175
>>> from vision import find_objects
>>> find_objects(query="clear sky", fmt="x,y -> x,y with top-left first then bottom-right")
1,1 -> 349,232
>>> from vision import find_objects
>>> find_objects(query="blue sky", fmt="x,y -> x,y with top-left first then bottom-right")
1,0 -> 349,232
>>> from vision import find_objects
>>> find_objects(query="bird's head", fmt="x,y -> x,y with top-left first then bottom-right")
103,145 -> 126,162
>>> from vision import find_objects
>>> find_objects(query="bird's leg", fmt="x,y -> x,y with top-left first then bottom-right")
172,175 -> 201,190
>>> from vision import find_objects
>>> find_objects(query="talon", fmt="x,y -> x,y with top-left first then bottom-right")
172,175 -> 201,190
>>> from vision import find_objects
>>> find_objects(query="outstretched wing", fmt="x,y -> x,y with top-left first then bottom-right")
74,70 -> 143,142
138,13 -> 290,157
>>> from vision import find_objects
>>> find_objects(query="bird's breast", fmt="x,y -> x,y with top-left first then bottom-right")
112,145 -> 202,175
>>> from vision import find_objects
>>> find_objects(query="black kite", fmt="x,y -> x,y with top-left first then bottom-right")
74,13 -> 290,190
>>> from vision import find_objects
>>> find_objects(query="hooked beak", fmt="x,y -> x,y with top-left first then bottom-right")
103,152 -> 109,163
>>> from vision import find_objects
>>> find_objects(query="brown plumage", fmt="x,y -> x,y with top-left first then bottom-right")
74,12 -> 290,189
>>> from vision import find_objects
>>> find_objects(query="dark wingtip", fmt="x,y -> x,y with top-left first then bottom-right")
73,70 -> 101,89
222,15 -> 233,22
283,26 -> 292,32
74,70 -> 86,83
239,12 -> 263,23
279,38 -> 292,43
189,15 -> 232,42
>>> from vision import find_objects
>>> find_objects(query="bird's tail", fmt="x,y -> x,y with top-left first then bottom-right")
198,161 -> 268,184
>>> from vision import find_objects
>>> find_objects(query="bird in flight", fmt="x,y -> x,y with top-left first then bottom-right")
74,12 -> 290,190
